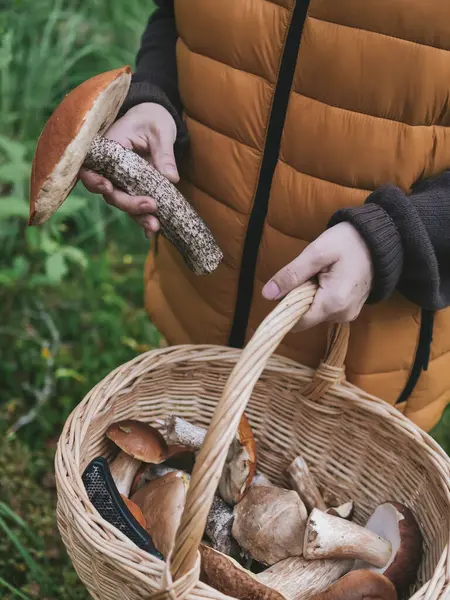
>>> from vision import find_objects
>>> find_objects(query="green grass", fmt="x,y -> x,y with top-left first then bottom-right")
0,0 -> 448,598
0,0 -> 157,597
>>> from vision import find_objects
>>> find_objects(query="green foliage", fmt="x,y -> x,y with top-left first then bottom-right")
0,0 -> 156,597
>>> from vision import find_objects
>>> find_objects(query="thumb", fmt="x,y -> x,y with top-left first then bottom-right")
149,126 -> 179,183
262,243 -> 332,300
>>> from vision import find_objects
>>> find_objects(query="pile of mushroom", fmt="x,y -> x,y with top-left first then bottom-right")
103,416 -> 423,600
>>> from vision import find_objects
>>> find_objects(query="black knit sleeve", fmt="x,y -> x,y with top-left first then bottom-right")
328,171 -> 450,311
117,0 -> 188,159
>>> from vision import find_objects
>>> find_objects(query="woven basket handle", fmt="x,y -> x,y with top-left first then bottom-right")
170,281 -> 349,579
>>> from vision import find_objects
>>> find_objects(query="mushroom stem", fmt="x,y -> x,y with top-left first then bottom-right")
109,451 -> 142,497
257,556 -> 354,600
163,415 -> 256,505
304,508 -> 392,568
164,416 -> 207,448
83,136 -> 223,275
287,456 -> 327,512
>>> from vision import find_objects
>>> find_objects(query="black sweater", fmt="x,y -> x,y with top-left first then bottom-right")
120,0 -> 450,312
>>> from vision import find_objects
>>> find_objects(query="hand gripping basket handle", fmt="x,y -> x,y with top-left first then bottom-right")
170,281 -> 350,579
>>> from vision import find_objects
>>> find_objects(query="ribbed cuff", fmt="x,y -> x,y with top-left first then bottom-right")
328,201 -> 404,303
117,79 -> 189,161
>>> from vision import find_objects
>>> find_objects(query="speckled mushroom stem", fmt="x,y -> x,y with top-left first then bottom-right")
83,135 -> 223,275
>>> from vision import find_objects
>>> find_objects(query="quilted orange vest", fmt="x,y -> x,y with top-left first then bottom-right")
143,0 -> 450,432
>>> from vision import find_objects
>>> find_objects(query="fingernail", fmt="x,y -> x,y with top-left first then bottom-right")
262,281 -> 280,300
140,201 -> 154,212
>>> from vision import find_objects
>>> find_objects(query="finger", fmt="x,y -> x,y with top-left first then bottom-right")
135,214 -> 161,234
149,127 -> 179,183
104,189 -> 157,216
79,168 -> 113,195
292,285 -> 331,332
262,244 -> 334,301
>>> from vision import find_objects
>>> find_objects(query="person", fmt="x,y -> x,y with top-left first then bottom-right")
80,0 -> 450,432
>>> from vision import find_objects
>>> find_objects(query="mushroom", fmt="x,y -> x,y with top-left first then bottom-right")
120,495 -> 147,529
106,420 -> 168,497
304,503 -> 422,592
232,485 -> 308,566
131,464 -> 239,556
131,470 -> 189,558
308,570 -> 397,600
303,508 -> 392,567
353,502 -> 422,593
257,556 -> 354,600
251,472 -> 276,487
29,66 -> 223,275
199,545 -> 285,600
164,414 -> 257,505
287,456 -> 327,512
325,501 -> 354,520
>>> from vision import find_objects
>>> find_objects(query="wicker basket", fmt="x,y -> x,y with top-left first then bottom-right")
55,283 -> 450,600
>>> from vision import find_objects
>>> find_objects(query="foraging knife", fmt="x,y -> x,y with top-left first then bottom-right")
82,456 -> 163,559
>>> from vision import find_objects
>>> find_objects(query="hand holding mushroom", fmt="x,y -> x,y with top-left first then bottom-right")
29,67 -> 223,275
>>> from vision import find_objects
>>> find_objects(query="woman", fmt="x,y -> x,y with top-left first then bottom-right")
80,0 -> 450,431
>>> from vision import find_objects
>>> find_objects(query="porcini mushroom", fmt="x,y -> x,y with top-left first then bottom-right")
164,414 -> 257,505
29,66 -> 223,275
257,556 -> 354,600
131,470 -> 189,558
199,545 -> 285,600
303,508 -> 392,567
232,485 -> 308,565
308,569 -> 397,600
287,456 -> 327,512
106,420 -> 168,497
353,502 -> 422,593
131,464 -> 239,556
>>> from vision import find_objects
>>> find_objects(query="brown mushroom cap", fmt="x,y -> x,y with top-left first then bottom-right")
131,470 -> 189,558
232,485 -> 307,566
199,545 -> 285,600
354,502 -> 422,593
29,66 -> 131,226
106,420 -> 168,463
308,569 -> 397,600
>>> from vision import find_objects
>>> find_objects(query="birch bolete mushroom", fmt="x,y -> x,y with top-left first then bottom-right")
164,414 -> 257,504
232,485 -> 308,566
29,66 -> 223,275
106,420 -> 168,497
131,470 -> 189,558
304,503 -> 422,592
308,570 -> 397,600
257,556 -> 354,600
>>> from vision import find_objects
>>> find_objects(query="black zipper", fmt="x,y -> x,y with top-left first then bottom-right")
396,308 -> 435,405
228,0 -> 311,348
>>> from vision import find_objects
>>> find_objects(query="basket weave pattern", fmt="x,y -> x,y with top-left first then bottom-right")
55,284 -> 450,600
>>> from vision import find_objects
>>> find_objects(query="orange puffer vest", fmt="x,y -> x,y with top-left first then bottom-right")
144,0 -> 450,432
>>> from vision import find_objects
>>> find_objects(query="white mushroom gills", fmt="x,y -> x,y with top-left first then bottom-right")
83,136 -> 223,275
304,508 -> 392,568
